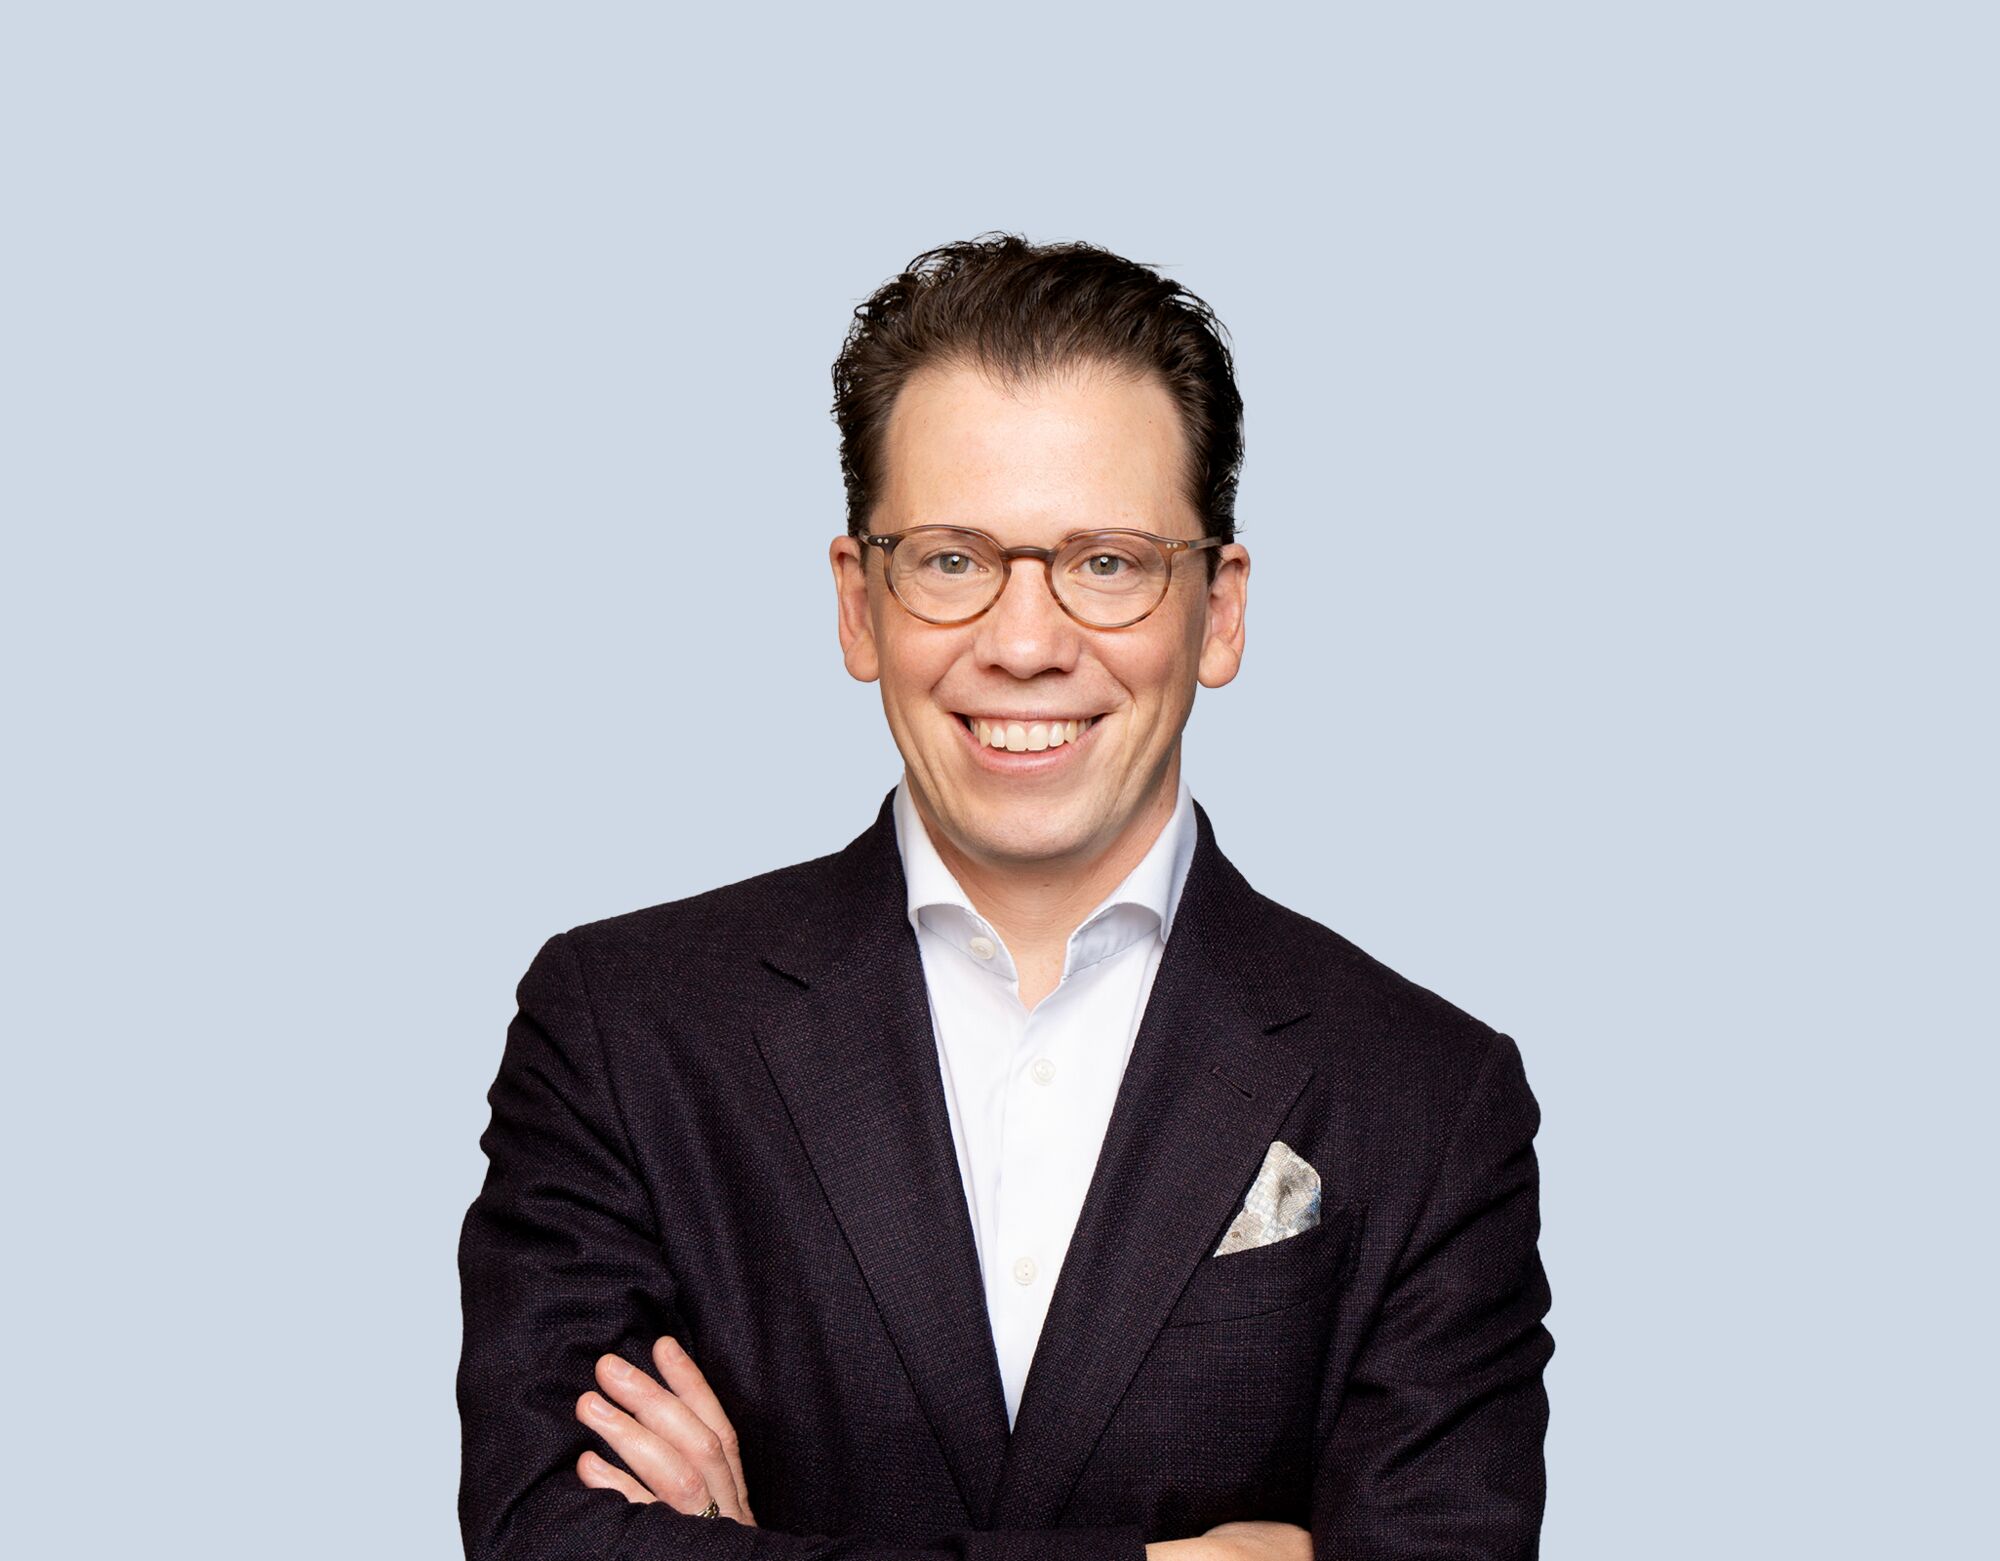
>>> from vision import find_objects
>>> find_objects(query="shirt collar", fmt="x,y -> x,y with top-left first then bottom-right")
891,773 -> 1198,984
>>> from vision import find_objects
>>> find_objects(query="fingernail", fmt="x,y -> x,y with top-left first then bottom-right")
605,1357 -> 633,1380
585,1394 -> 613,1419
660,1335 -> 683,1358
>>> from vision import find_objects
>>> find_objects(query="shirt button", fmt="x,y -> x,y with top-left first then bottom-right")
1030,1057 -> 1056,1085
1012,1256 -> 1037,1285
967,935 -> 996,960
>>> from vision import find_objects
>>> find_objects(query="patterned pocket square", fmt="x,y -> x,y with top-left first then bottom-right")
1212,1140 -> 1322,1255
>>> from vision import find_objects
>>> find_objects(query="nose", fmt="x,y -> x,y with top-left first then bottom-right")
970,554 -> 1082,678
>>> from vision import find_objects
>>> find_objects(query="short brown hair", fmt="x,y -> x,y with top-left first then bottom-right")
831,233 -> 1244,576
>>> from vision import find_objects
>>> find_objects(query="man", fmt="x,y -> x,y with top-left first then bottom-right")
458,235 -> 1554,1561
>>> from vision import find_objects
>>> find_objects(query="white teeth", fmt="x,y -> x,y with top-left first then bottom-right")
967,715 -> 1096,750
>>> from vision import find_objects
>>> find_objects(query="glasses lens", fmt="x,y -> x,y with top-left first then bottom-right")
888,528 -> 1004,621
1053,532 -> 1171,626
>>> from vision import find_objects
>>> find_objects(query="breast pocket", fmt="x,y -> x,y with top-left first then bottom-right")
1074,1200 -> 1364,1532
1163,1200 -> 1361,1327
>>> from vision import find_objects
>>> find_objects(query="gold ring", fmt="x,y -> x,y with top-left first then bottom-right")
697,1499 -> 720,1518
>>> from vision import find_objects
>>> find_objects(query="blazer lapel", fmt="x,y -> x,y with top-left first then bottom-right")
989,798 -> 1314,1527
753,789 -> 1315,1531
752,791 -> 1013,1525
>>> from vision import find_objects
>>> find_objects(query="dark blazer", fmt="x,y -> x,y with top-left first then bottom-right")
458,790 -> 1553,1561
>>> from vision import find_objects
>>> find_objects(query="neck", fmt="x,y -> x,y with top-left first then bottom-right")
907,752 -> 1183,969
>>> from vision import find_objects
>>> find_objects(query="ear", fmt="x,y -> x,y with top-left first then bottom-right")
1196,543 -> 1249,688
830,535 -> 881,683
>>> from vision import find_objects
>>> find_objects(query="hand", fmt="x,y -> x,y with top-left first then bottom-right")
573,1335 -> 758,1524
1202,1520 -> 1312,1561
1147,1520 -> 1313,1561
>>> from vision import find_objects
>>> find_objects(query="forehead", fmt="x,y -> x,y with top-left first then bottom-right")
874,360 -> 1198,537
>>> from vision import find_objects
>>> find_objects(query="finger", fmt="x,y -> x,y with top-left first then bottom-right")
651,1336 -> 755,1523
576,1449 -> 654,1505
576,1389 -> 718,1517
593,1353 -> 746,1521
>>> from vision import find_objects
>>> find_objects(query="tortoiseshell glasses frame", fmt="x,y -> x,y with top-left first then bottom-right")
858,524 -> 1233,629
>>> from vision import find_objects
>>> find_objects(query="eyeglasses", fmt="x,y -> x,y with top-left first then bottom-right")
859,525 -> 1231,629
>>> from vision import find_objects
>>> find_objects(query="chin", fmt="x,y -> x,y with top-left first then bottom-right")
952,801 -> 1103,864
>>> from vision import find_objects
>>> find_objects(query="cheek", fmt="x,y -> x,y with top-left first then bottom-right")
1118,621 -> 1201,706
876,625 -> 963,707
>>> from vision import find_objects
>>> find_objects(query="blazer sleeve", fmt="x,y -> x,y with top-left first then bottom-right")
457,933 -> 1148,1561
1309,1032 -> 1555,1561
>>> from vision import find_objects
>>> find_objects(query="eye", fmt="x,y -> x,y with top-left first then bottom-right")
921,550 -> 979,577
1080,551 -> 1134,577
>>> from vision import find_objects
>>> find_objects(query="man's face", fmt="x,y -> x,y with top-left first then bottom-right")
830,361 -> 1249,874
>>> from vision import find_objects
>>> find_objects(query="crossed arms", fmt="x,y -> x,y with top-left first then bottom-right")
457,933 -> 1552,1560
567,1330 -> 1309,1561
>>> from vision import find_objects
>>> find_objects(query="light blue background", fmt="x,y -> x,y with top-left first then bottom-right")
5,4 -> 1992,1556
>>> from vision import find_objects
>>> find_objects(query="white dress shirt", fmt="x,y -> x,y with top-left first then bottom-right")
890,773 -> 1199,1430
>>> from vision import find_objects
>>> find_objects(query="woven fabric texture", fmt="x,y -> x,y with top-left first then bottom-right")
457,789 -> 1553,1559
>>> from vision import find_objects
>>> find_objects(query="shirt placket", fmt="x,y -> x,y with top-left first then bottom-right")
991,940 -> 1099,1377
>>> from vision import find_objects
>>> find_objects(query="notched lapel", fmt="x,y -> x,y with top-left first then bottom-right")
750,793 -> 1012,1525
991,803 -> 1316,1528
751,792 -> 1316,1531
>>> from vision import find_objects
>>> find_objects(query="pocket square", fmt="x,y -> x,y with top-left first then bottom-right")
1212,1140 -> 1322,1255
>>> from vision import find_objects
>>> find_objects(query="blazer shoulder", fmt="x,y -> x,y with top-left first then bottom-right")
524,790 -> 904,1021
555,842 -> 852,988
1246,885 -> 1518,1092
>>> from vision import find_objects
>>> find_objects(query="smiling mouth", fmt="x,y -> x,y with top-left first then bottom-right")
954,713 -> 1101,752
